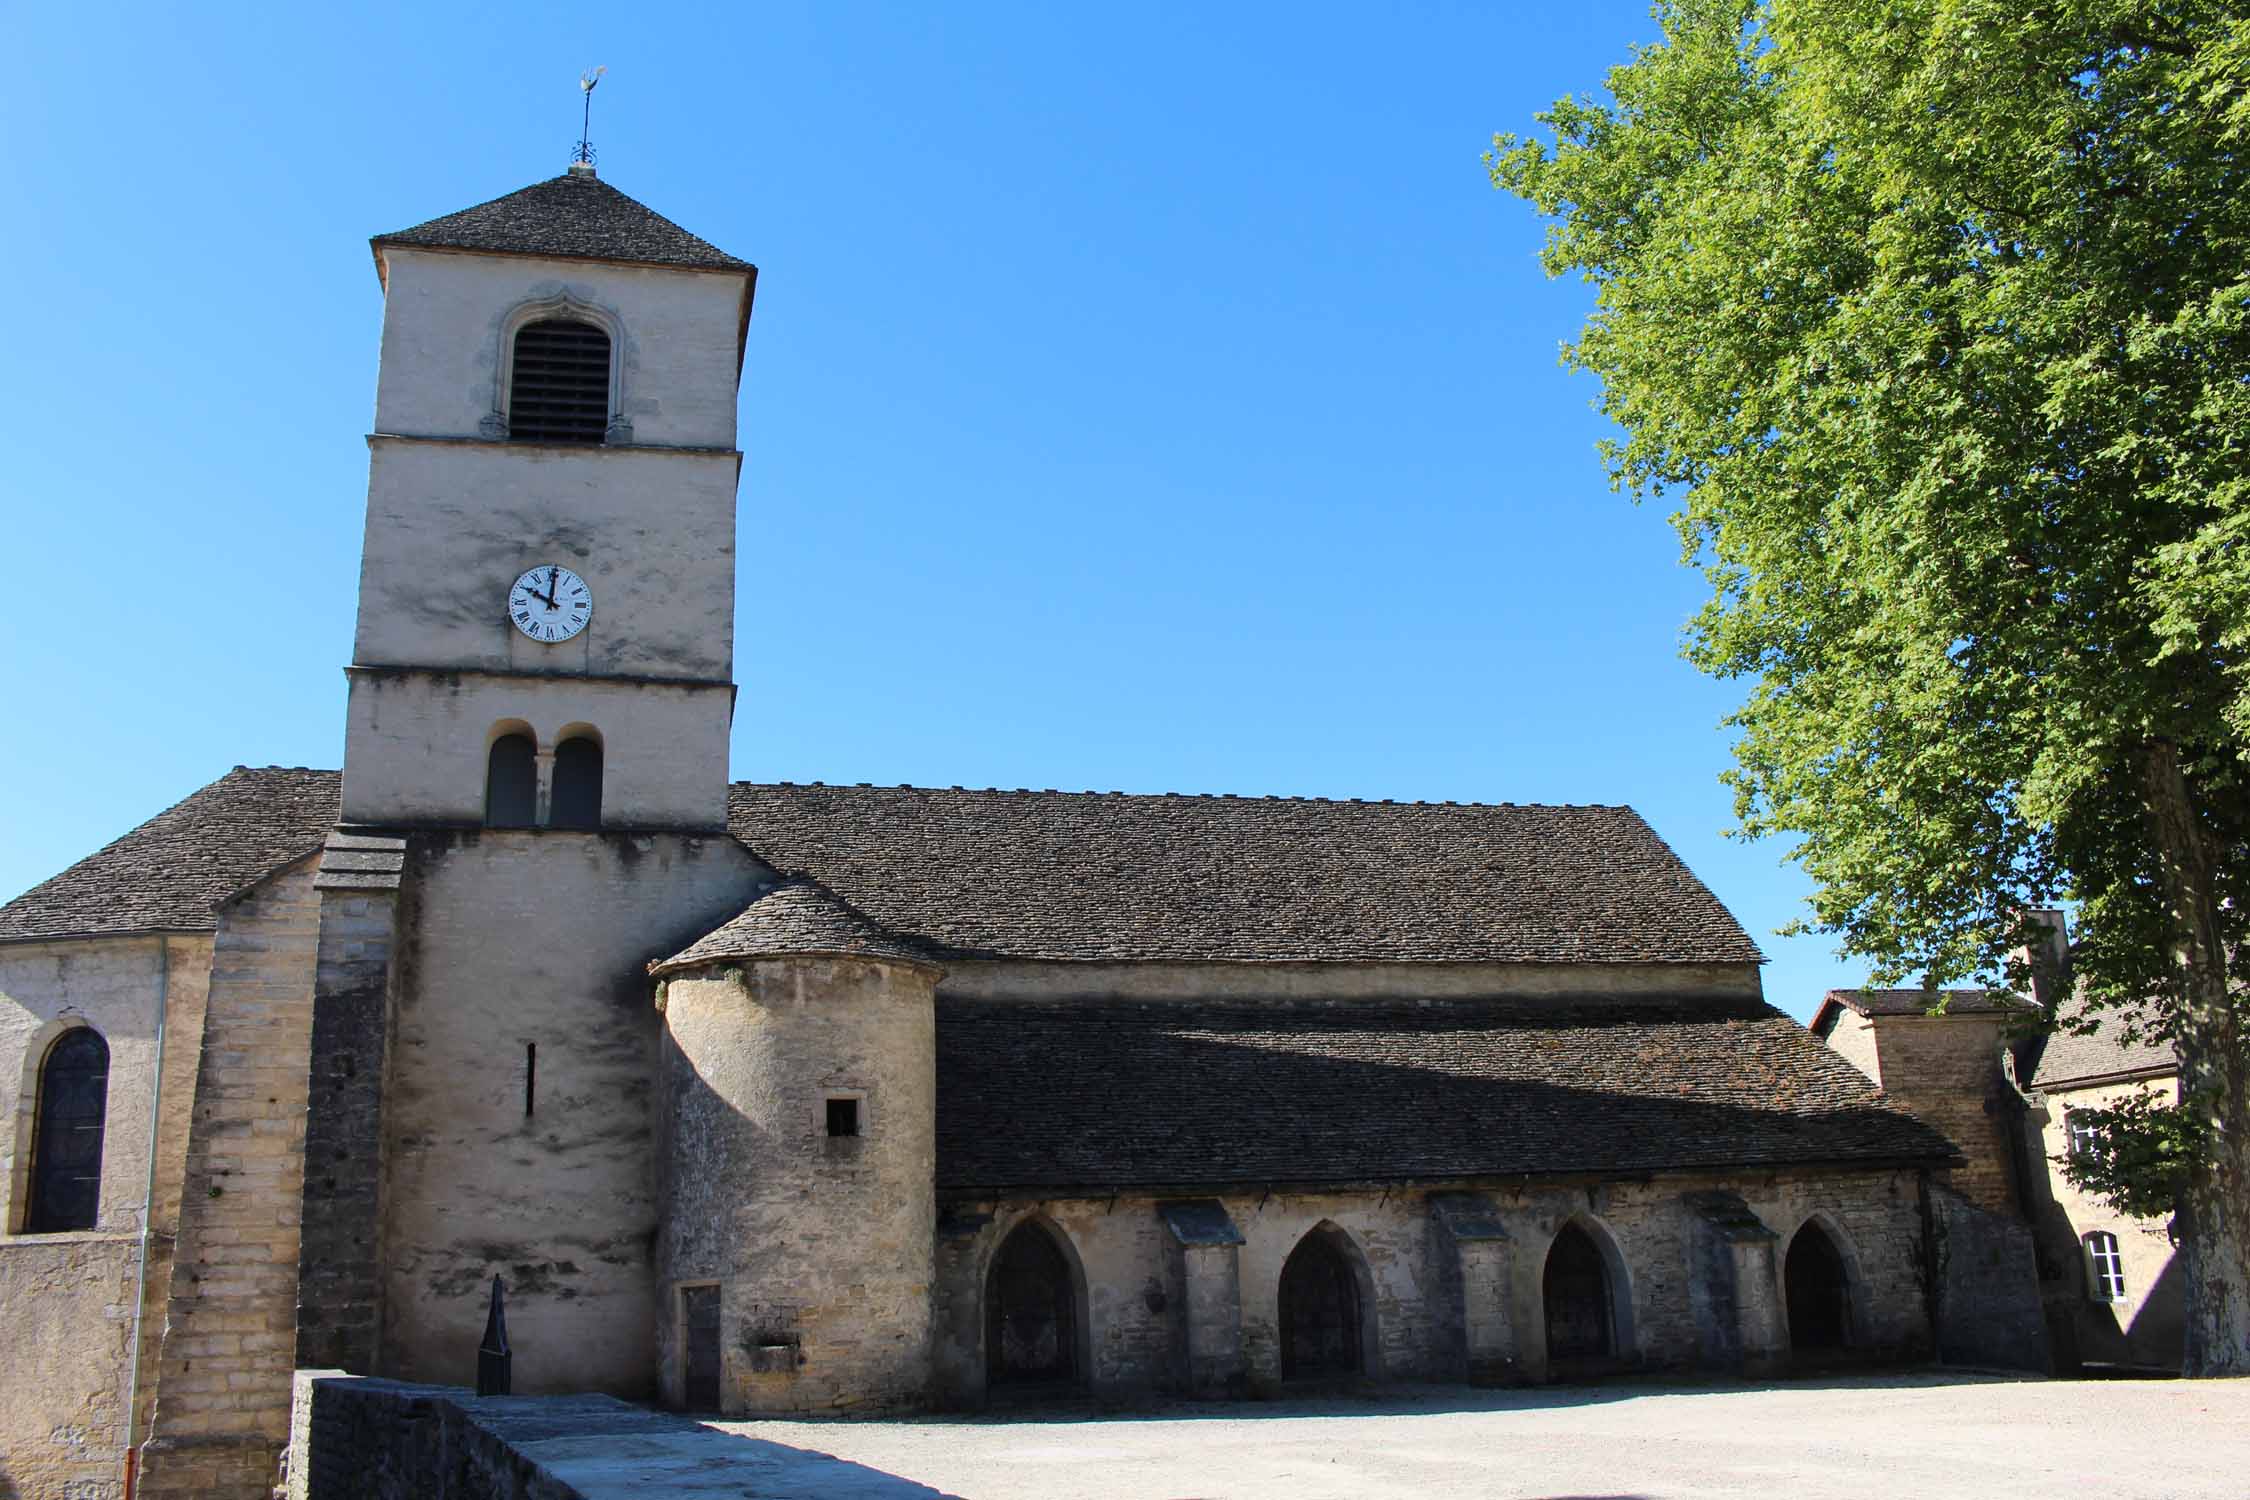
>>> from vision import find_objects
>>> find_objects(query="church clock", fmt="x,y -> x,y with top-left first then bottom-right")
507,564 -> 594,643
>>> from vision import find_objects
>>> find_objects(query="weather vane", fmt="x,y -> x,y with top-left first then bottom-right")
574,66 -> 607,167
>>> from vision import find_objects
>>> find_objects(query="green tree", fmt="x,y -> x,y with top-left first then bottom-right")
1490,0 -> 2250,1373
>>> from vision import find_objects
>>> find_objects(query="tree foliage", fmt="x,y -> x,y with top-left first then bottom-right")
1491,0 -> 2250,1370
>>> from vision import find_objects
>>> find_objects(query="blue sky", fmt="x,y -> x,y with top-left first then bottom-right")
1,2 -> 1874,1018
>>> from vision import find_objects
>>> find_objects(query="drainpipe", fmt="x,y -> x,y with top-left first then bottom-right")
122,935 -> 171,1499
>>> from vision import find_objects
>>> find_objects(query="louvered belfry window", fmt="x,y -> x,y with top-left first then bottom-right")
509,319 -> 612,443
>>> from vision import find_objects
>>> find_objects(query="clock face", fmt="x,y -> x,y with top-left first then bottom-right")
507,565 -> 594,643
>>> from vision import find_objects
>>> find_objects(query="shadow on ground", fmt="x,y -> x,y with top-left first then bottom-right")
794,1365 -> 2055,1429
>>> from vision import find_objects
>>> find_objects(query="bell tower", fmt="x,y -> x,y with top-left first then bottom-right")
343,163 -> 756,832
309,163 -> 771,1402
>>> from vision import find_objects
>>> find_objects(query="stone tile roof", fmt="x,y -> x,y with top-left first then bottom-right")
0,767 -> 341,943
2031,1009 -> 2176,1089
2,771 -> 1762,970
651,880 -> 938,974
934,997 -> 1957,1192
1823,988 -> 2015,1018
373,171 -> 752,273
725,783 -> 1763,965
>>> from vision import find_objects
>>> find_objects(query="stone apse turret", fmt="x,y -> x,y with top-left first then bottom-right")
651,881 -> 942,1412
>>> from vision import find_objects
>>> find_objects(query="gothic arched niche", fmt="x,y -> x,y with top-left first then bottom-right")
28,1026 -> 109,1232
1542,1222 -> 1616,1364
985,1219 -> 1079,1387
1279,1225 -> 1366,1379
1785,1220 -> 1854,1352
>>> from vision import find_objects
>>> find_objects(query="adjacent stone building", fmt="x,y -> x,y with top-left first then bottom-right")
2,165 -> 2017,1500
1813,923 -> 2185,1373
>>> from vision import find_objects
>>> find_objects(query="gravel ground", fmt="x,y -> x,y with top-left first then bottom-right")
712,1372 -> 2250,1499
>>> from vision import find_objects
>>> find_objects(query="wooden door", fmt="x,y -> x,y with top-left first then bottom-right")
681,1285 -> 722,1410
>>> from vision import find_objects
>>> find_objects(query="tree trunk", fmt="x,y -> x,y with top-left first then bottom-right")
2138,739 -> 2250,1375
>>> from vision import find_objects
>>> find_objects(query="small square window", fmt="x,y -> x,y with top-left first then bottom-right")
825,1097 -> 860,1138
2068,1113 -> 2102,1159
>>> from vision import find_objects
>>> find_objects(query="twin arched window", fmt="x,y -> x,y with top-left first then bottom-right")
508,319 -> 612,445
485,732 -> 603,829
26,1027 -> 108,1233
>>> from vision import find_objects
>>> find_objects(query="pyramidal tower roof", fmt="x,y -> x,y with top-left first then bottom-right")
372,166 -> 752,276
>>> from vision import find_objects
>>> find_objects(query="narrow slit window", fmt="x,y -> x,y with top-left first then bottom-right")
825,1097 -> 860,1138
509,319 -> 612,444
525,1043 -> 537,1117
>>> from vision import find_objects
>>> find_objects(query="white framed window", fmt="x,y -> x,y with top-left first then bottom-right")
2084,1231 -> 2127,1302
2067,1112 -> 2102,1159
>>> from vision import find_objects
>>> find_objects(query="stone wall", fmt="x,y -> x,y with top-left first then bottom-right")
296,845 -> 409,1374
283,1370 -> 947,1500
929,1166 -> 1936,1405
375,831 -> 762,1398
2033,1075 -> 2183,1369
1926,1181 -> 2049,1371
369,247 -> 748,453
0,933 -> 211,1500
284,1372 -> 584,1500
139,857 -> 323,1500
0,1235 -> 142,1500
658,954 -> 938,1414
1868,1015 -> 2022,1214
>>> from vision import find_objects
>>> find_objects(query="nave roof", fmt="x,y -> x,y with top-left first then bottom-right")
2,769 -> 1764,971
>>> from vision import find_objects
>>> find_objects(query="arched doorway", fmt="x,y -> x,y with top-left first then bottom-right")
1543,1223 -> 1615,1364
1786,1221 -> 1853,1352
986,1220 -> 1079,1386
1279,1228 -> 1364,1379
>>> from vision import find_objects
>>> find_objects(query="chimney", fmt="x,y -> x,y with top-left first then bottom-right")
2013,908 -> 2072,1013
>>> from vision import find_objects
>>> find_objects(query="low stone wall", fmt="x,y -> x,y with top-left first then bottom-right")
283,1371 -> 946,1499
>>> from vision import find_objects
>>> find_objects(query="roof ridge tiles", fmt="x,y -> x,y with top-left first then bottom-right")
725,778 -> 1623,813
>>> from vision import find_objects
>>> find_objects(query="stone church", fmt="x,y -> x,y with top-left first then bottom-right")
0,166 -> 2023,1500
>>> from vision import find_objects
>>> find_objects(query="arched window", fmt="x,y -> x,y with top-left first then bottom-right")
1279,1227 -> 1365,1379
1785,1221 -> 1853,1351
27,1028 -> 109,1232
550,735 -> 604,830
485,732 -> 537,827
2084,1231 -> 2128,1302
508,319 -> 612,444
1543,1223 -> 1615,1364
986,1220 -> 1079,1387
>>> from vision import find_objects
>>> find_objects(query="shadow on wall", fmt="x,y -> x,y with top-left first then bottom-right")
2125,1252 -> 2186,1365
934,1002 -> 1948,1188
